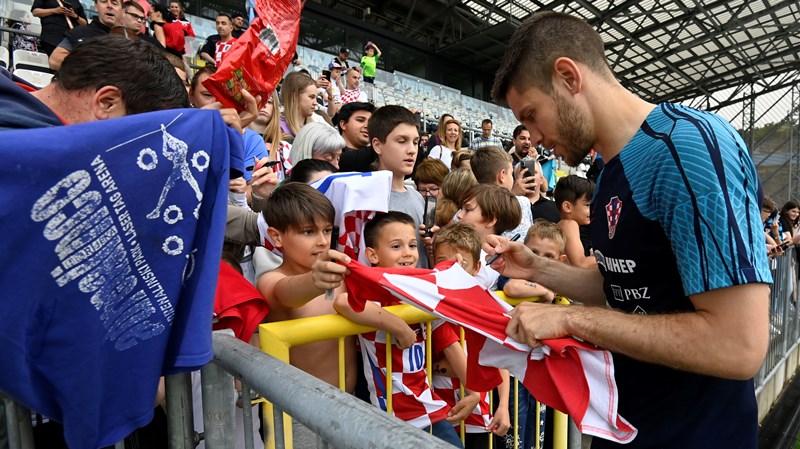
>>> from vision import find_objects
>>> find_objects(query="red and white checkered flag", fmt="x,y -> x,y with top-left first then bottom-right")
343,260 -> 638,444
258,171 -> 392,263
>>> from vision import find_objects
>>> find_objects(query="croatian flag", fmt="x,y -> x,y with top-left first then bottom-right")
0,109 -> 240,449
342,260 -> 638,444
257,170 -> 392,264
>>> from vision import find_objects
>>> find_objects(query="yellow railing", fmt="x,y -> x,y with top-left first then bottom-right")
258,293 -> 571,449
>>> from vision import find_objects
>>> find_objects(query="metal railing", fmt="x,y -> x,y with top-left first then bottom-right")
756,246 -> 799,390
257,294 -> 575,449
209,332 -> 454,449
3,249 -> 798,449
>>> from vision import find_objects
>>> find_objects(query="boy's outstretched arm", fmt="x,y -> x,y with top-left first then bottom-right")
333,293 -> 417,349
311,249 -> 351,290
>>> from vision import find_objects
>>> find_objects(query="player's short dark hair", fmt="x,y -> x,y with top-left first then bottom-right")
364,211 -> 416,248
554,175 -> 595,208
263,182 -> 335,232
471,146 -> 513,184
335,101 -> 375,132
368,105 -> 418,144
512,124 -> 527,139
54,36 -> 189,114
492,11 -> 613,104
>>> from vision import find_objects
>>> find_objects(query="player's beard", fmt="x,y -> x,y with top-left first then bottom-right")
553,91 -> 594,167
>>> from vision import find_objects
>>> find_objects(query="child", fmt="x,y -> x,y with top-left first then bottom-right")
432,223 -> 511,448
498,219 -> 570,449
553,175 -> 596,268
456,184 -> 522,288
470,145 -> 534,239
331,212 -> 473,447
369,105 -> 429,266
360,41 -> 382,84
502,219 -> 567,302
256,182 -> 357,391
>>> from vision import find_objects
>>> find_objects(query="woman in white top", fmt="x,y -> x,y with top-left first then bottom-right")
428,119 -> 462,169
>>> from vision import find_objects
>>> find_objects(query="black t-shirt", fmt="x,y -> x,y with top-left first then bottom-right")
530,197 -> 560,223
31,0 -> 87,45
338,146 -> 376,173
63,19 -> 111,49
200,34 -> 221,58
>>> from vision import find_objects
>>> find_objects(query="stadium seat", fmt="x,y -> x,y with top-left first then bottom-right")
13,69 -> 54,88
0,47 -> 9,68
12,49 -> 52,73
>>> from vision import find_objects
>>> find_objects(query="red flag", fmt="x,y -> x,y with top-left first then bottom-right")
342,260 -> 638,444
203,0 -> 302,110
213,262 -> 270,342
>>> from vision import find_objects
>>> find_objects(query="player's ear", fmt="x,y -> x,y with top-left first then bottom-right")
267,227 -> 283,248
365,246 -> 379,265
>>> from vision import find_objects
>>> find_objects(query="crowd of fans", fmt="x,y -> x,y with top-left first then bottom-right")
2,5 -> 799,449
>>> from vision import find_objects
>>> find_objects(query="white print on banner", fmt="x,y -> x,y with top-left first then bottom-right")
610,284 -> 651,302
29,115 -> 207,351
146,124 -> 204,223
605,196 -> 622,239
30,168 -> 170,351
594,250 -> 637,274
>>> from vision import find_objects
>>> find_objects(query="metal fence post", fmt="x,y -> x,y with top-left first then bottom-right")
166,373 -> 197,449
201,362 -> 236,449
2,395 -> 33,449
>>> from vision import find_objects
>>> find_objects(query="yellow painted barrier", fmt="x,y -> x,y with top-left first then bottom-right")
258,294 -> 571,449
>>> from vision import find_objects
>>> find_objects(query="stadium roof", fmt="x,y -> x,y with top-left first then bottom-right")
309,0 -> 800,105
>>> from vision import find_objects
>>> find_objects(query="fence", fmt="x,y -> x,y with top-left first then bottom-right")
755,245 -> 799,421
3,249 -> 799,449
257,294 -> 576,449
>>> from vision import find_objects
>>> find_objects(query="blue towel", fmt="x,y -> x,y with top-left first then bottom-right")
0,108 -> 242,449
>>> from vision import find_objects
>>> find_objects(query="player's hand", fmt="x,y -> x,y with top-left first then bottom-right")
311,250 -> 351,290
446,391 -> 480,423
506,301 -> 572,348
483,234 -> 536,280
487,405 -> 511,436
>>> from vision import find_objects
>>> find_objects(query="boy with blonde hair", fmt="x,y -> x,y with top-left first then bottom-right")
432,223 -> 512,446
502,219 -> 567,302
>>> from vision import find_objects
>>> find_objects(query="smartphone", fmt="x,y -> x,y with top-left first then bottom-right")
61,0 -> 73,8
322,69 -> 331,81
423,196 -> 437,237
522,159 -> 537,176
